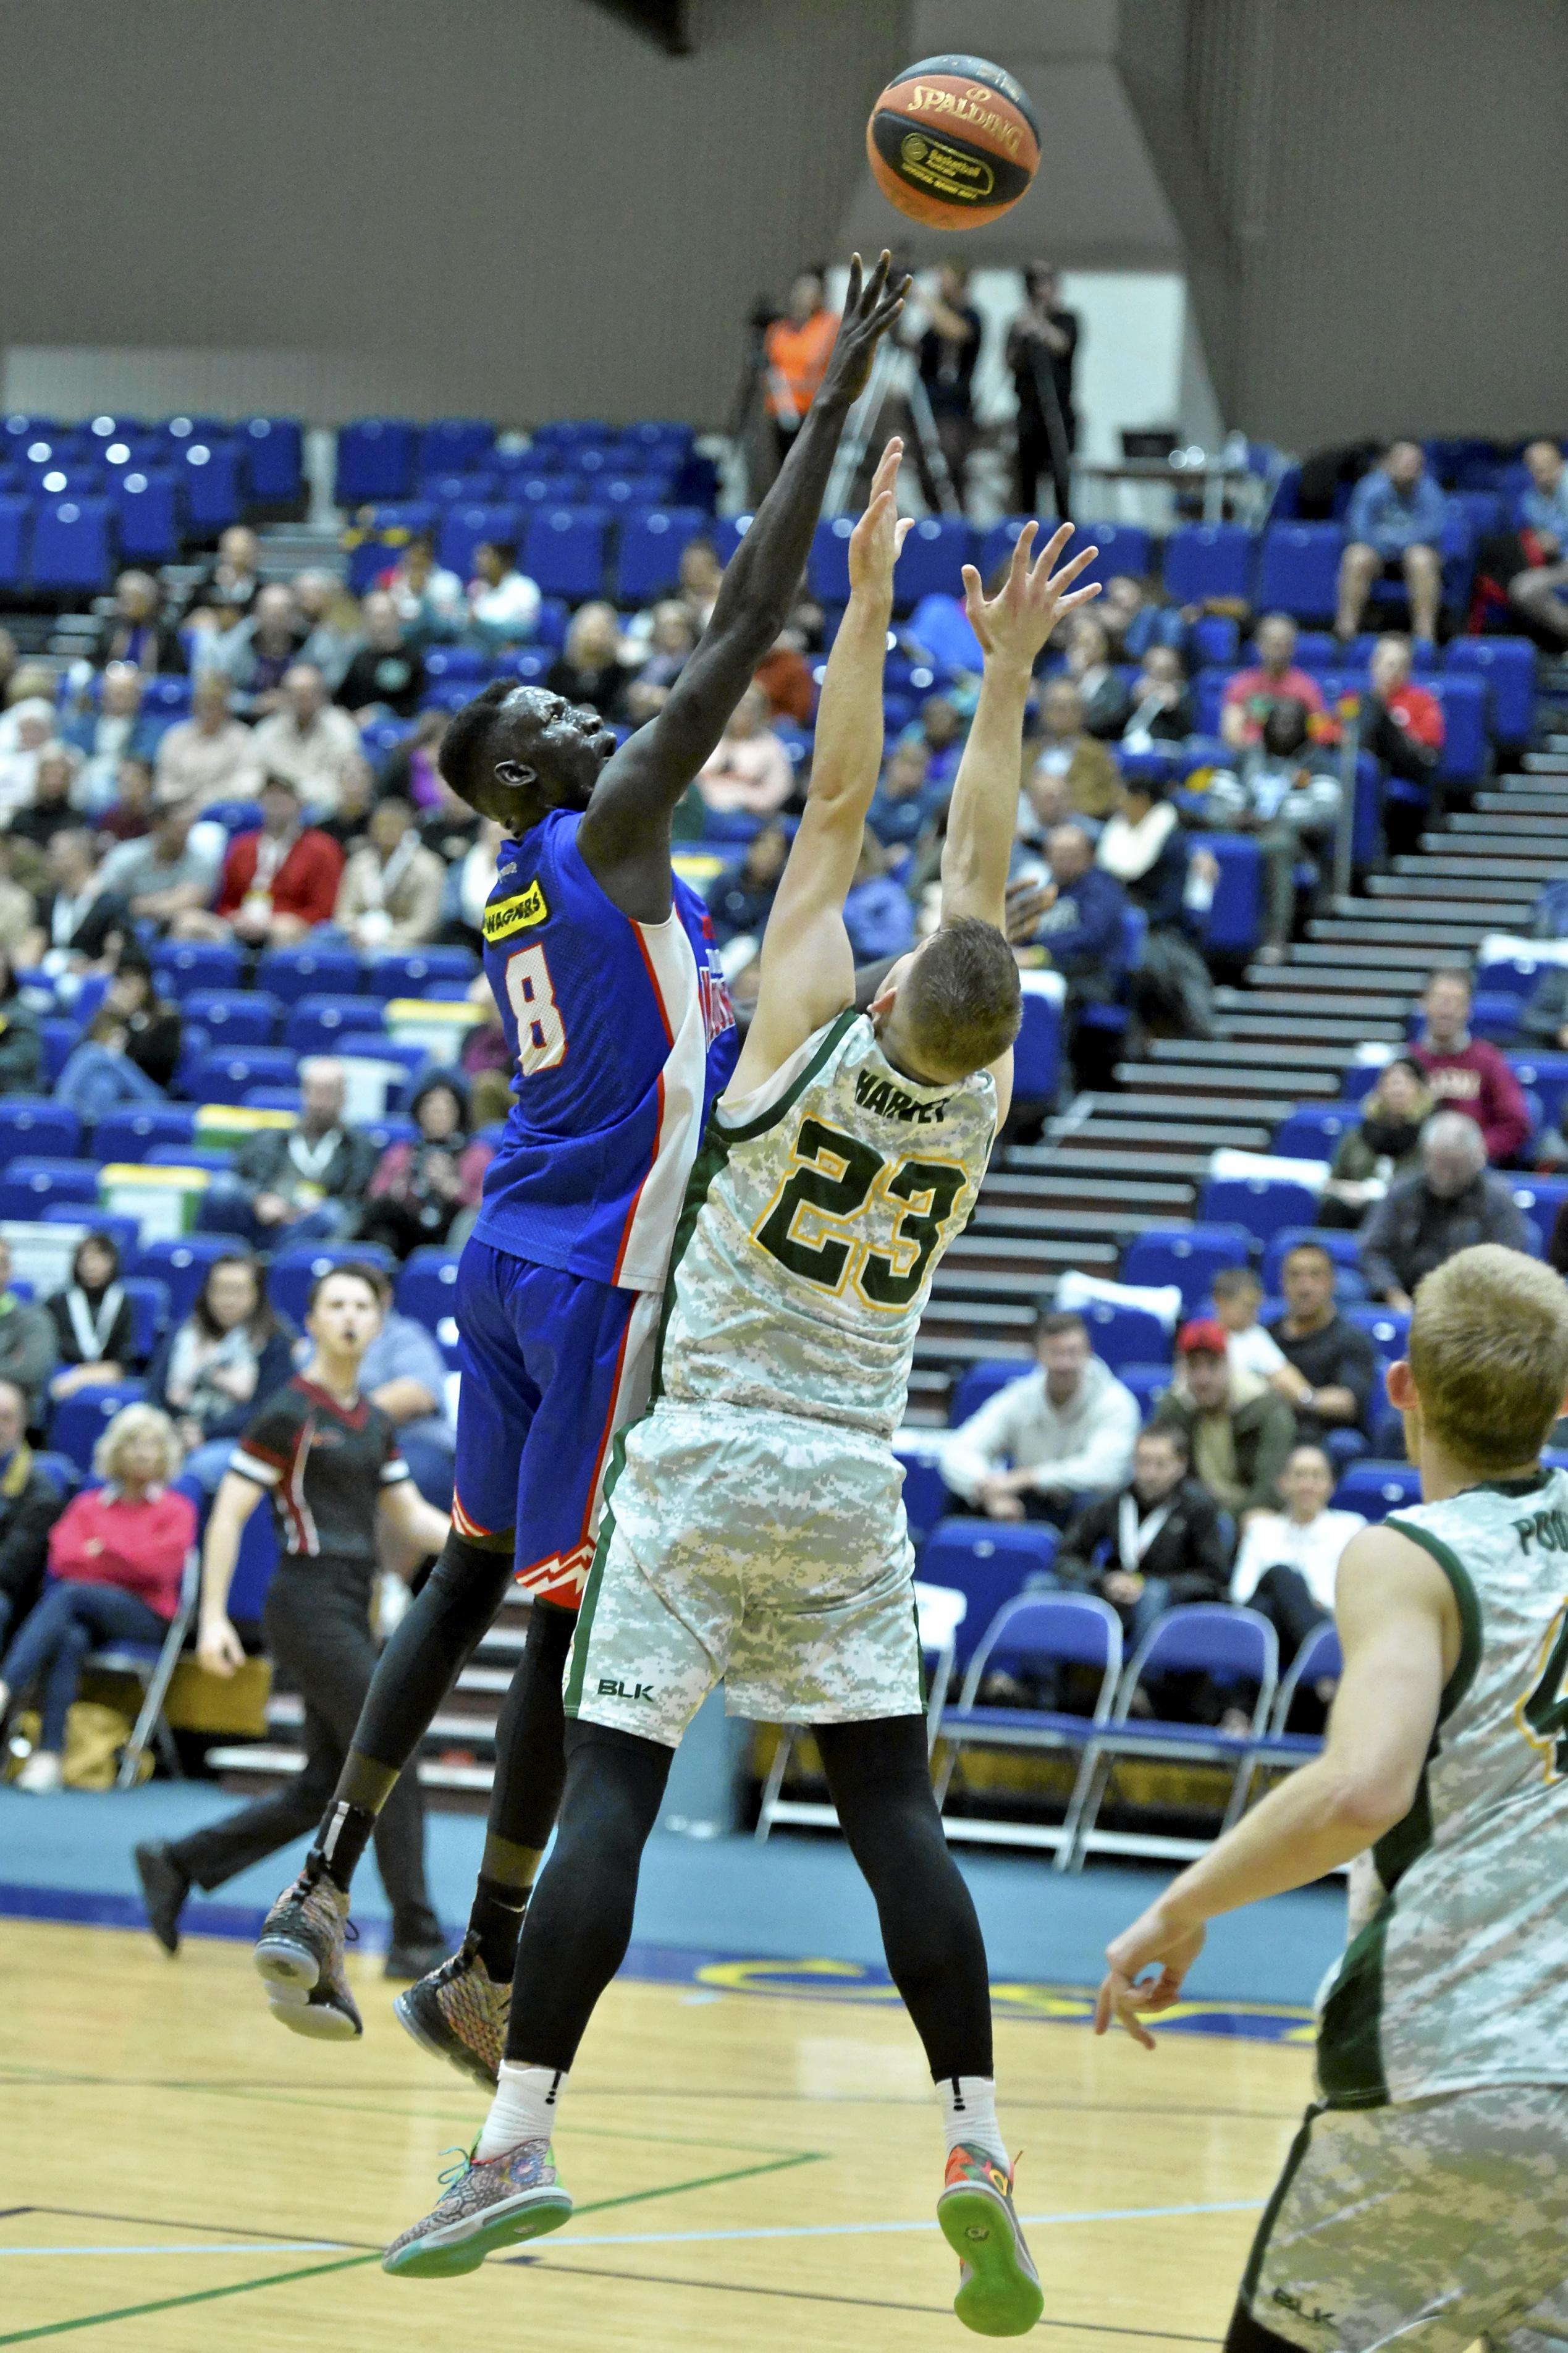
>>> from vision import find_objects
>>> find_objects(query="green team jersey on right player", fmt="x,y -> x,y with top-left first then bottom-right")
1317,1465 -> 1568,2110
657,1006 -> 997,1438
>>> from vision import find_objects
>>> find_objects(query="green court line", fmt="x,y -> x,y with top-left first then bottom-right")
571,2148 -> 822,2218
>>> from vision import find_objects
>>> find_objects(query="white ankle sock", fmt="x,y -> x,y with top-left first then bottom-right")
475,2061 -> 568,2161
940,2074 -> 1009,2168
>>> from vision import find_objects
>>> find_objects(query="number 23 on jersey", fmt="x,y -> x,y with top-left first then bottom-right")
754,1115 -> 969,1311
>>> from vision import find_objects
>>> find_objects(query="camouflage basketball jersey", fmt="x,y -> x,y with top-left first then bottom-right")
655,1008 -> 997,1440
1317,1466 -> 1568,2108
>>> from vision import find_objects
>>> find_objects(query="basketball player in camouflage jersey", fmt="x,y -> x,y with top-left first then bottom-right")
381,454 -> 1100,2335
1098,1240 -> 1568,2353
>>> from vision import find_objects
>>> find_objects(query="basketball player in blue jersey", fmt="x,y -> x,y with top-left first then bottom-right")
237,254 -> 911,2056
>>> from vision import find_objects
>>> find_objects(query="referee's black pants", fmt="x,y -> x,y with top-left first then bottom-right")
168,1569 -> 440,1948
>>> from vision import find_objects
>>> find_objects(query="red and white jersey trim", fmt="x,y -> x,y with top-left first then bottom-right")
610,916 -> 707,1293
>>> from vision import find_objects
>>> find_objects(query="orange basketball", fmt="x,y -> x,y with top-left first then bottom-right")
866,54 -> 1040,229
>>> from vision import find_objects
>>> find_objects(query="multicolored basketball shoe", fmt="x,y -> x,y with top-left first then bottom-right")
252,1857 -> 363,2040
937,2144 -> 1043,2338
381,2138 -> 572,2278
393,1930 -> 510,2091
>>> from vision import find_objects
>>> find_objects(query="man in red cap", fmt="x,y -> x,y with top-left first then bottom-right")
1153,1317 -> 1295,1527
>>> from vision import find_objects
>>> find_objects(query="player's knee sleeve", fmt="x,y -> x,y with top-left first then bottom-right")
353,1532 -> 516,1772
486,1599 -> 581,1854
557,1719 -> 672,1859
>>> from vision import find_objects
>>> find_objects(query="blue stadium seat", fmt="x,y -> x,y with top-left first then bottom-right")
0,494 -> 30,590
49,1382 -> 148,1473
1118,1362 -> 1171,1418
182,990 -> 281,1047
266,1241 -> 395,1328
0,1100 -> 81,1168
916,1519 -> 1059,1668
143,676 -> 193,720
122,1277 -> 171,1362
39,1019 -> 82,1084
1428,673 -> 1488,786
948,1358 -> 1030,1427
1255,523 -> 1344,623
38,1207 -> 143,1259
1511,1056 -> 1568,1128
240,416 -> 304,504
612,507 -> 707,603
710,514 -> 752,568
30,496 -> 115,593
1071,522 -> 1152,591
1076,1298 -> 1171,1371
1511,1175 -> 1568,1234
419,470 -> 502,507
1188,833 -> 1263,960
112,470 -> 180,562
185,1048 -> 300,1105
284,995 -> 387,1055
145,1144 -> 232,1174
1333,1460 -> 1421,1519
1271,1104 -> 1361,1159
976,516 -> 1033,582
1163,523 -> 1254,605
1345,1302 -> 1410,1361
1011,990 -> 1061,1105
255,946 -> 365,1003
132,1234 -> 251,1321
423,646 -> 489,686
1200,1173 -> 1322,1243
91,1106 -> 198,1162
893,518 -> 974,609
0,1159 -> 101,1218
439,502 -> 524,584
523,508 -> 609,601
336,420 -> 418,505
395,1248 -> 461,1332
365,947 -> 478,997
179,442 -> 243,535
419,420 -> 497,476
807,515 -> 856,606
1121,1223 -> 1257,1311
154,941 -> 243,997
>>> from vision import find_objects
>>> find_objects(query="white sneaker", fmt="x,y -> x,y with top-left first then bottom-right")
15,1749 -> 63,1793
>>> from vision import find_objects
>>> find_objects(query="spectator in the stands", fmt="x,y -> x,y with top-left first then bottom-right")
940,1307 -> 1140,1526
0,629 -> 17,710
0,1238 -> 59,1424
1026,822 -> 1128,1013
1219,614 -> 1328,752
698,683 -> 793,822
1096,774 -> 1216,1037
1063,614 -> 1131,741
547,602 -> 635,722
1359,1111 -> 1529,1311
334,793 -> 444,951
8,747 -> 82,855
334,592 -> 426,723
26,829 -> 127,976
313,751 -> 377,860
55,945 -> 182,1117
675,538 -> 723,638
623,602 -> 698,727
1231,1442 -> 1365,1670
1030,680 -> 1119,821
46,1232 -> 137,1402
65,664 -> 161,806
0,700 -> 60,823
459,968 -> 513,1129
843,834 -> 916,965
360,1267 -> 455,1508
1211,1268 -> 1288,1384
250,664 -> 360,809
193,773 -> 345,947
1053,1424 -> 1229,1647
154,673 -> 264,809
1506,439 -> 1568,646
383,710 -> 452,819
706,819 -> 790,948
1336,440 -> 1448,644
96,754 -> 155,846
0,842 -> 37,963
867,739 -> 943,852
221,1058 -> 377,1246
1318,1055 -> 1435,1227
1007,263 -> 1079,512
1205,698 -> 1341,963
145,1254 -> 294,1490
762,266 -> 839,475
0,1379 -> 67,1650
0,1404 -> 195,1793
753,628 -> 815,729
443,816 -> 505,954
358,1074 -> 492,1261
1155,1318 -> 1295,1524
1120,646 -> 1192,746
900,695 -> 965,790
0,949 -> 41,1096
1364,632 -> 1445,854
1520,963 -> 1568,1056
292,568 -> 360,692
911,261 -> 982,509
205,581 -> 305,719
93,571 -> 186,674
98,795 -> 218,934
1410,966 -> 1530,1163
466,539 -> 541,651
1100,575 -> 1178,664
185,526 -> 262,632
1266,1240 -> 1376,1448
376,530 -> 466,644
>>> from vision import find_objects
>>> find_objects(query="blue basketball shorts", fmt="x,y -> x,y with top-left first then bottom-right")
450,1240 -> 660,1610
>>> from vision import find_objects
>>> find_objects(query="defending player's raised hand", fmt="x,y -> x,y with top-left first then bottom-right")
822,251 -> 912,407
847,438 -> 913,603
961,522 -> 1101,674
1094,1906 -> 1207,2050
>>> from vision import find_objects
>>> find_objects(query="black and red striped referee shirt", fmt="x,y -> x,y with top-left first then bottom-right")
232,1374 -> 409,1585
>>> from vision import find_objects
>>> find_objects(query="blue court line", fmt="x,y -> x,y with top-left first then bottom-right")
525,2196 -> 1267,2254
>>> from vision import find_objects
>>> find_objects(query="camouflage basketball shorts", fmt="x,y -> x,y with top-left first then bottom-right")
564,1401 -> 923,1749
1245,2084 -> 1568,2352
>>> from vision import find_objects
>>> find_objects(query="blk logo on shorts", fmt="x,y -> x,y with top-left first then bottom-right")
598,1678 -> 656,1702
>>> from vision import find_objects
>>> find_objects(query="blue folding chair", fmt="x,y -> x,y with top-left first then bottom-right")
893,518 -> 974,610
240,416 -> 303,503
1071,522 -> 1152,592
182,991 -> 280,1048
0,495 -> 30,591
154,940 -> 243,997
284,995 -> 387,1055
423,646 -> 489,686
613,508 -> 707,602
947,1359 -> 1032,1428
0,1100 -> 81,1168
1187,832 -> 1264,960
438,502 -> 525,583
807,515 -> 856,606
266,1242 -> 395,1328
92,1105 -> 198,1162
0,1159 -> 101,1219
1333,1460 -> 1421,1519
1254,523 -> 1344,623
395,1249 -> 462,1332
1076,1298 -> 1171,1371
179,442 -> 242,535
523,508 -> 609,601
39,1207 -> 139,1264
365,947 -> 478,998
133,1235 -> 243,1322
336,420 -> 418,505
1199,1173 -> 1322,1244
915,1519 -> 1059,1668
1121,1223 -> 1256,1311
419,420 -> 497,476
1232,1621 -> 1343,1814
30,496 -> 115,593
1162,523 -> 1254,604
49,1380 -> 149,1474
934,1592 -> 1124,1859
185,1048 -> 300,1105
1271,1104 -> 1361,1159
113,470 -> 180,563
1011,990 -> 1061,1106
1344,1303 -> 1410,1361
121,1276 -> 171,1364
255,946 -> 365,1004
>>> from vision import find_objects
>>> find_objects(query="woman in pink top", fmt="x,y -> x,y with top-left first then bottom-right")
696,683 -> 795,819
0,1405 -> 195,1792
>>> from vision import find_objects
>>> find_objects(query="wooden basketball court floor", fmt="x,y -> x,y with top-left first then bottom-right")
0,1916 -> 1315,2351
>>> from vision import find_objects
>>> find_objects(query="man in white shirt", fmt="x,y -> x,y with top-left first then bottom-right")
940,1308 -> 1140,1526
250,664 -> 360,812
1230,1441 -> 1365,1665
468,540 -> 541,649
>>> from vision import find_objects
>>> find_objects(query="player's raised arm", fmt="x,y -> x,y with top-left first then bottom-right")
577,254 -> 909,919
723,440 -> 909,1096
939,523 -> 1100,933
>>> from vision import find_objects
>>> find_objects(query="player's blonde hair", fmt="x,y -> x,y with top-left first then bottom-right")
1408,1244 -> 1568,1472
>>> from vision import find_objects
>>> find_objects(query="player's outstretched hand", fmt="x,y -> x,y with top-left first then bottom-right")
847,438 -> 913,601
823,251 -> 911,407
962,522 -> 1101,674
1093,1902 -> 1207,2051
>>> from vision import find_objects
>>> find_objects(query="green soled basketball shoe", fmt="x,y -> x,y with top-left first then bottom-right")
393,1930 -> 510,2092
938,2144 -> 1043,2338
382,2138 -> 572,2278
253,1858 -> 362,2040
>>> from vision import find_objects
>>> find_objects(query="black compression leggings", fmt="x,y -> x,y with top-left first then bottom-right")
351,1532 -> 516,1775
507,1713 -> 993,2079
487,1595 -> 575,1853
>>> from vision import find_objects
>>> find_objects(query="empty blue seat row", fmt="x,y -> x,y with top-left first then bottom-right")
336,417 -> 695,504
151,943 -> 476,1002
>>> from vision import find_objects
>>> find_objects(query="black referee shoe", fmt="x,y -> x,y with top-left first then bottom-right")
133,1841 -> 189,1956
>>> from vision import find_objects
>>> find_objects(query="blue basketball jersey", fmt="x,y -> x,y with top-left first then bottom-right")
472,810 -> 738,1291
